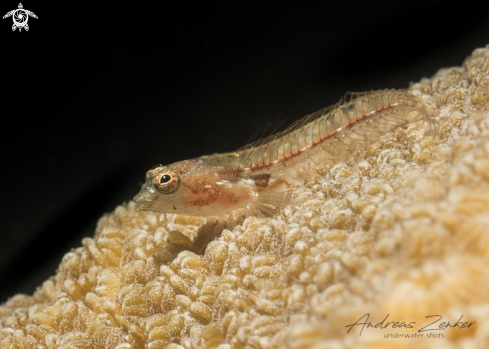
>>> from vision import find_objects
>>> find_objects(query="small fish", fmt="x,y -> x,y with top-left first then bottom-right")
134,89 -> 435,217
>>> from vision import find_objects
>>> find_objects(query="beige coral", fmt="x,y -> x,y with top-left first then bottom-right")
2,46 -> 489,349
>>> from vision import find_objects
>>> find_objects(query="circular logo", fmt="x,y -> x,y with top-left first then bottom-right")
12,9 -> 27,27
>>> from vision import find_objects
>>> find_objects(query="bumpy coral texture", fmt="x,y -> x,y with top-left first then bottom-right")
2,47 -> 489,349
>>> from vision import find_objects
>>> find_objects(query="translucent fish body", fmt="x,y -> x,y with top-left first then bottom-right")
134,89 -> 435,216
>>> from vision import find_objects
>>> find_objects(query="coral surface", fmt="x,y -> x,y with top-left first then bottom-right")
2,46 -> 489,349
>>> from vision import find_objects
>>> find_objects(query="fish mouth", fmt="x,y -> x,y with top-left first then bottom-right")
133,195 -> 153,211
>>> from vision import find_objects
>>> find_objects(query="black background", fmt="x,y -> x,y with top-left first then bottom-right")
1,0 -> 488,302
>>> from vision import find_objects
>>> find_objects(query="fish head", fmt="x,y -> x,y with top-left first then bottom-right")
134,159 -> 238,216
133,160 -> 197,213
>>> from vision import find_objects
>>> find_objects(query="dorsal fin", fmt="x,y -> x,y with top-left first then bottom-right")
237,102 -> 337,151
236,91 -> 378,151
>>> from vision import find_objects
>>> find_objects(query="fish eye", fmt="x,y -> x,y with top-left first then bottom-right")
159,174 -> 172,184
154,171 -> 180,194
